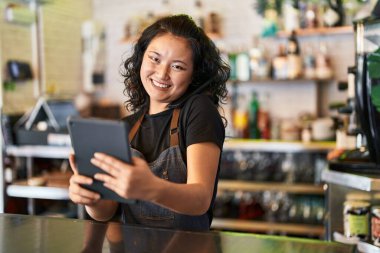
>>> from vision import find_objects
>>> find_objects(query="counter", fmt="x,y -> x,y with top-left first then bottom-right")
0,214 -> 354,253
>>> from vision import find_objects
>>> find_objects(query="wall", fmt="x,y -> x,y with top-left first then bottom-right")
41,0 -> 92,97
0,0 -> 92,115
93,0 -> 355,119
1,2 -> 38,114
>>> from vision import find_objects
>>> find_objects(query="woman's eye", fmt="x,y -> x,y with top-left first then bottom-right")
149,56 -> 159,63
172,64 -> 185,71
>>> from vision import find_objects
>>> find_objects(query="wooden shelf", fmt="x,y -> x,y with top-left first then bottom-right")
228,79 -> 332,85
223,139 -> 335,152
218,180 -> 325,195
211,218 -> 324,236
277,26 -> 353,38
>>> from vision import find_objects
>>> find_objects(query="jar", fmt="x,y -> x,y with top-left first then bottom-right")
343,200 -> 370,241
371,206 -> 380,246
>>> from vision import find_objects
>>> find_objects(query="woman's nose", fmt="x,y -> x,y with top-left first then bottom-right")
156,64 -> 170,80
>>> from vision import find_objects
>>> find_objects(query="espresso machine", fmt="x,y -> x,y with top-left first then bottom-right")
330,17 -> 380,173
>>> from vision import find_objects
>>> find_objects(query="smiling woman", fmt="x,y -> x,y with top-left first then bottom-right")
68,14 -> 230,231
140,33 -> 194,114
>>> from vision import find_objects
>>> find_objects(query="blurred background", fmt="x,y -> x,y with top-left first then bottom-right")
1,0 -> 379,240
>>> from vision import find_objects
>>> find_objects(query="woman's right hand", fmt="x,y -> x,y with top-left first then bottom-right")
68,153 -> 101,206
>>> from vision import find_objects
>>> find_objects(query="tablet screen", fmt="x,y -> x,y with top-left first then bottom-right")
67,116 -> 135,203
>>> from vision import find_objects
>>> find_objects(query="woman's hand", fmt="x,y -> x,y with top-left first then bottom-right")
68,153 -> 101,206
91,153 -> 157,201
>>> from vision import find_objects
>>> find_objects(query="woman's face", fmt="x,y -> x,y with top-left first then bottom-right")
140,33 -> 194,114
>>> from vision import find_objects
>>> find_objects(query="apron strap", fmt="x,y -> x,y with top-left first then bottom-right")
128,108 -> 181,147
170,108 -> 180,147
128,112 -> 145,143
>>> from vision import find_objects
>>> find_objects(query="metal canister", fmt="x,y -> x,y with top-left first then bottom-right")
343,200 -> 370,241
371,206 -> 380,246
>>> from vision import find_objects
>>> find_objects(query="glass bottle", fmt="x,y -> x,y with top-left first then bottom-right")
286,30 -> 302,79
249,92 -> 260,139
272,44 -> 288,80
233,94 -> 249,138
236,49 -> 251,82
283,0 -> 300,32
258,93 -> 271,139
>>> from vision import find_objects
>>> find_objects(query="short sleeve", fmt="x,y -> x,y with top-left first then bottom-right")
180,94 -> 225,151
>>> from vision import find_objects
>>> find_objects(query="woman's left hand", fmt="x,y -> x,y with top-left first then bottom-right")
91,152 -> 157,201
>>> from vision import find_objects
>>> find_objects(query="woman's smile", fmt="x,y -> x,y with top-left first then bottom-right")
151,78 -> 172,89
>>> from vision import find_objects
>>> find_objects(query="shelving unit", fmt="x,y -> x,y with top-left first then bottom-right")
6,145 -> 72,159
218,180 -> 324,195
228,78 -> 332,85
322,169 -> 380,243
321,169 -> 380,192
2,145 -> 85,217
277,26 -> 354,38
7,183 -> 69,200
211,218 -> 325,236
223,139 -> 336,153
213,139 -> 334,237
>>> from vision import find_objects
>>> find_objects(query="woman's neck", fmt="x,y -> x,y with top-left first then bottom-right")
148,101 -> 169,115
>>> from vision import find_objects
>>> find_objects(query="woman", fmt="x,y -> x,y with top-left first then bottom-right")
69,14 -> 230,231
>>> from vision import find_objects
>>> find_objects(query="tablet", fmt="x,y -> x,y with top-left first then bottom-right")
67,116 -> 135,203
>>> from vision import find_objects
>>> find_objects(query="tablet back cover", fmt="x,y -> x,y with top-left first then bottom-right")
68,117 -> 135,203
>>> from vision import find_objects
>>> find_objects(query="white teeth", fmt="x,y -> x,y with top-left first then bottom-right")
152,80 -> 170,88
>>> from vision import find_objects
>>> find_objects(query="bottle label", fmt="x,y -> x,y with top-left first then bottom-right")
372,216 -> 380,239
345,214 -> 368,236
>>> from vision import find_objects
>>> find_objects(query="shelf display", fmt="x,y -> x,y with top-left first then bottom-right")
2,145 -> 83,218
211,139 -> 332,237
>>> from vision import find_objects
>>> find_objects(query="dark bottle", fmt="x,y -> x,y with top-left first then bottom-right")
287,30 -> 302,79
258,93 -> 271,139
286,30 -> 300,55
249,92 -> 260,139
326,0 -> 344,27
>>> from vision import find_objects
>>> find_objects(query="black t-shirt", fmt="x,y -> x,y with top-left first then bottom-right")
125,94 -> 225,162
123,94 -> 225,224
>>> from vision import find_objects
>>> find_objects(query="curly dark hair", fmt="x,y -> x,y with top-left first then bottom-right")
121,14 -> 230,113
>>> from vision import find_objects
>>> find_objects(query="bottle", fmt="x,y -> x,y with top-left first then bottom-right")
286,30 -> 302,79
323,0 -> 344,27
258,93 -> 271,139
283,0 -> 300,32
249,92 -> 260,139
236,49 -> 251,82
282,153 -> 296,183
233,94 -> 249,138
249,36 -> 261,80
315,42 -> 333,80
272,44 -> 287,80
228,50 -> 238,81
305,2 -> 318,28
303,44 -> 316,79
194,0 -> 205,29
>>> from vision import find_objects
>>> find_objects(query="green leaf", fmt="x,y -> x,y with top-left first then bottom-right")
371,85 -> 380,112
368,61 -> 380,79
368,52 -> 380,62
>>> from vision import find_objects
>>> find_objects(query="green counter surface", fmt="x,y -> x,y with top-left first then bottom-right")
0,213 -> 355,253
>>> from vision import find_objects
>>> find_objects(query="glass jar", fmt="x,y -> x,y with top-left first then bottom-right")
343,200 -> 370,241
371,206 -> 380,246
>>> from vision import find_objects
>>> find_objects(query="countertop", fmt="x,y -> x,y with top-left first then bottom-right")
0,213 -> 355,253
